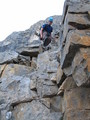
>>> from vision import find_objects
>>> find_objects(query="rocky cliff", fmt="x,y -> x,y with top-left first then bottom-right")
0,15 -> 62,120
0,0 -> 90,120
58,0 -> 90,119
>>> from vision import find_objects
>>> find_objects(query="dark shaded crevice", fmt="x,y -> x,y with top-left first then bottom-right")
0,64 -> 7,78
11,98 -> 50,110
42,94 -> 57,99
41,102 -> 50,109
62,45 -> 90,69
62,5 -> 69,24
30,57 -> 32,66
0,61 -> 31,68
69,22 -> 90,30
59,113 -> 64,120
60,28 -> 74,51
62,44 -> 80,69
63,28 -> 74,45
20,51 -> 39,57
12,60 -> 19,64
43,84 -> 56,87
62,44 -> 89,69
57,73 -> 67,88
85,109 -> 90,110
82,67 -> 90,87
0,61 -> 19,66
39,100 -> 50,109
82,78 -> 90,87
11,98 -> 38,109
68,12 -> 88,14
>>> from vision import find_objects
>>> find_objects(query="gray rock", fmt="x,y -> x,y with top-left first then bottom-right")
60,1 -> 90,120
0,51 -> 18,65
37,51 -> 50,72
31,57 -> 37,69
63,88 -> 90,113
36,76 -> 58,98
0,64 -> 37,111
63,50 -> 84,76
73,60 -> 90,87
30,72 -> 37,91
0,64 -> 33,78
17,55 -> 30,66
56,65 -> 64,85
37,51 -> 59,74
0,75 -> 37,108
60,30 -> 90,69
64,109 -> 90,120
50,73 -> 57,82
29,71 -> 59,98
58,77 -> 77,96
12,100 -> 62,120
66,12 -> 90,25
16,40 -> 42,57
50,96 -> 62,112
0,64 -> 7,77
6,111 -> 12,120
41,84 -> 58,98
68,3 -> 90,13
47,60 -> 59,73
63,48 -> 90,87
0,15 -> 62,120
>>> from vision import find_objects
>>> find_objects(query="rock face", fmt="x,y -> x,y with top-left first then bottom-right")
58,0 -> 90,120
0,16 -> 62,120
0,1 -> 90,120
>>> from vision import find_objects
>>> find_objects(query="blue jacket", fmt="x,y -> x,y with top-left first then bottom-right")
42,24 -> 53,35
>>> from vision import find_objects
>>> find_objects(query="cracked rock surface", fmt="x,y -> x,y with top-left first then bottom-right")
0,1 -> 90,120
0,16 -> 62,120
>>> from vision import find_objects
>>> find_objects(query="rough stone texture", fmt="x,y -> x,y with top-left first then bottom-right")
0,64 -> 37,112
11,100 -> 62,120
56,65 -> 64,85
0,16 -> 62,120
0,1 -> 90,120
60,30 -> 90,69
0,51 -> 18,65
63,88 -> 90,111
58,77 -> 77,96
63,88 -> 90,120
64,110 -> 90,120
59,0 -> 90,119
16,40 -> 42,57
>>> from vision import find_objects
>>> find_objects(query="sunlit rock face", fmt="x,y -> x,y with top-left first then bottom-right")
58,0 -> 90,120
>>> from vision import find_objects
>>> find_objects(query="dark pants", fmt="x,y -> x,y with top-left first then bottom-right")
42,32 -> 51,47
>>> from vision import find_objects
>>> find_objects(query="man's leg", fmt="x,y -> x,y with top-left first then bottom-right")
43,36 -> 51,47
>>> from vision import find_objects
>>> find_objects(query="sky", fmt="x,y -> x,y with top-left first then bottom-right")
0,0 -> 65,41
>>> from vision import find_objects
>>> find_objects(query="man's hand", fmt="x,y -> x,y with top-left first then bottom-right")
40,37 -> 43,40
40,34 -> 43,40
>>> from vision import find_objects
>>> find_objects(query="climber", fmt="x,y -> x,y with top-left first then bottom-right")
40,17 -> 53,48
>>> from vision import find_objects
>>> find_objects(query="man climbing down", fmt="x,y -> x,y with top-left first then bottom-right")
40,17 -> 53,49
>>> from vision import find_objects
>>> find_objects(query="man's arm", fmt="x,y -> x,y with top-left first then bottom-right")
40,28 -> 43,39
